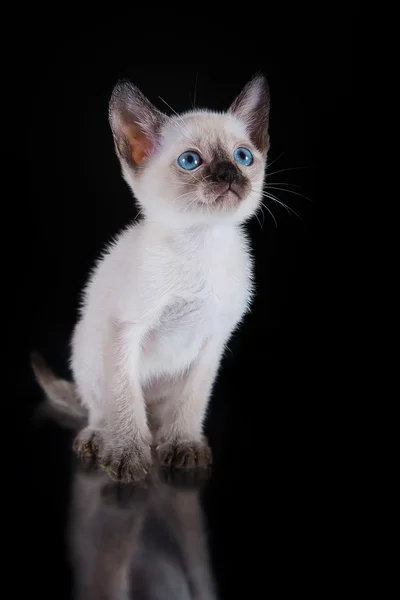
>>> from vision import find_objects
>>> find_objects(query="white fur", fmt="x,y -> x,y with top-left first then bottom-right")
72,219 -> 253,441
70,80 -> 268,469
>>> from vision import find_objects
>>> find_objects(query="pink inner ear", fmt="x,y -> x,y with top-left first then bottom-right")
128,123 -> 154,164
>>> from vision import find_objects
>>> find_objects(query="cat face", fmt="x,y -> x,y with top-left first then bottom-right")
109,76 -> 270,225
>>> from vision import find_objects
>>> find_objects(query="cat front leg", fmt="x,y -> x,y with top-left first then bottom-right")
100,321 -> 153,482
155,336 -> 225,470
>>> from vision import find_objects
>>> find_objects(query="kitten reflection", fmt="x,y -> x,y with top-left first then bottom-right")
69,466 -> 217,600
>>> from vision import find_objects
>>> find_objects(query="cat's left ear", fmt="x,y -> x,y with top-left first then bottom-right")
229,74 -> 270,155
109,80 -> 167,167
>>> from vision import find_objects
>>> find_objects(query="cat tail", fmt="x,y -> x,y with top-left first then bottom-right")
30,351 -> 87,429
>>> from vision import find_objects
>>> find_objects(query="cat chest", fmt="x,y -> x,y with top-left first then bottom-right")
141,281 -> 248,375
161,270 -> 248,336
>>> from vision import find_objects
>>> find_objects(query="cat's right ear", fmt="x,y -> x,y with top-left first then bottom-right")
229,74 -> 270,155
109,81 -> 166,167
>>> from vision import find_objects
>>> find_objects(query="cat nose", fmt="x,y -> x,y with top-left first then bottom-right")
213,161 -> 239,185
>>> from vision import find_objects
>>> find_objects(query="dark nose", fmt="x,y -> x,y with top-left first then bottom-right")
213,161 -> 238,185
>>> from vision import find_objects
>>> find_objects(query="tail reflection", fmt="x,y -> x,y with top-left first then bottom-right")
68,466 -> 217,600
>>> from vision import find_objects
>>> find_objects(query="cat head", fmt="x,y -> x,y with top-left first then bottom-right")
109,75 -> 270,226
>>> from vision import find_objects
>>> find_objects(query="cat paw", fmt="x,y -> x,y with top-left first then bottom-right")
100,442 -> 152,483
73,427 -> 104,463
156,440 -> 212,470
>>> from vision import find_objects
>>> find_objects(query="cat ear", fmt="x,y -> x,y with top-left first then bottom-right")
229,74 -> 270,154
109,80 -> 166,166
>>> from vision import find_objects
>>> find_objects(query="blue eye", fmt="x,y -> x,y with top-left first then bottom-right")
233,147 -> 253,166
177,151 -> 202,170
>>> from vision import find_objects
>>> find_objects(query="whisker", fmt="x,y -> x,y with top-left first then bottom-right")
266,152 -> 284,171
264,186 -> 311,202
158,96 -> 181,118
173,190 -> 197,202
254,208 -> 264,231
259,202 -> 277,228
250,186 -> 302,223
189,174 -> 203,185
158,96 -> 191,138
266,165 -> 310,178
265,181 -> 302,188
134,207 -> 144,220
259,203 -> 267,229
170,118 -> 191,140
262,193 -> 302,221
263,195 -> 291,217
189,172 -> 211,185
183,196 -> 200,213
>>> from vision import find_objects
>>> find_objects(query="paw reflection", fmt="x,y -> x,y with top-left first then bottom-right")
69,465 -> 217,599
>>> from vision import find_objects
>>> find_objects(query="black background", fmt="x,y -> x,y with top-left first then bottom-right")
4,3 -> 352,597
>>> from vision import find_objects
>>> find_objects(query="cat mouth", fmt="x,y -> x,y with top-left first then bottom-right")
215,187 -> 240,203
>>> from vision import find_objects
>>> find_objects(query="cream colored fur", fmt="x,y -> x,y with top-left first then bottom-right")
35,75 -> 270,481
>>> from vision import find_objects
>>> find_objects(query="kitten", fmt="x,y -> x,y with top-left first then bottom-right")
32,74 -> 270,482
